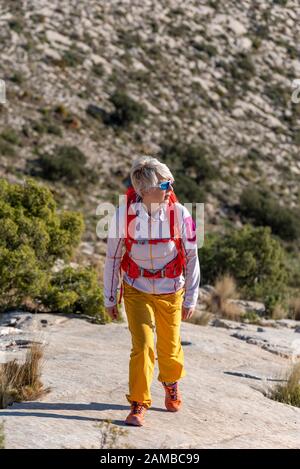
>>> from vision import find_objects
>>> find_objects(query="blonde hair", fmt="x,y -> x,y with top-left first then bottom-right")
130,156 -> 174,197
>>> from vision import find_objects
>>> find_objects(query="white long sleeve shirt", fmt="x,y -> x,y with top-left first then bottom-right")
103,200 -> 200,308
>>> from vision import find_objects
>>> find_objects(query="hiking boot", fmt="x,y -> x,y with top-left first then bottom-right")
125,401 -> 148,426
162,381 -> 182,412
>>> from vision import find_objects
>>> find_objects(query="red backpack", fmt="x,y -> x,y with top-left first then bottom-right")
117,185 -> 187,304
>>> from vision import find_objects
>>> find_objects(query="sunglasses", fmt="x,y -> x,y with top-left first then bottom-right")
153,180 -> 174,191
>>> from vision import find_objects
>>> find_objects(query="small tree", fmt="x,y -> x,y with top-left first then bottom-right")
0,177 -> 105,320
239,185 -> 300,242
200,224 -> 289,307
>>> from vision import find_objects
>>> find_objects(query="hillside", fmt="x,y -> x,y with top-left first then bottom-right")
0,1 -> 299,232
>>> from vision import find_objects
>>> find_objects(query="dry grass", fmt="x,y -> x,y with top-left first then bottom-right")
288,297 -> 300,320
271,303 -> 288,320
219,301 -> 244,321
205,274 -> 244,321
186,310 -> 212,326
72,419 -> 132,449
97,419 -> 131,449
0,343 -> 51,409
215,274 -> 240,301
76,417 -> 195,449
267,361 -> 300,407
0,421 -> 4,449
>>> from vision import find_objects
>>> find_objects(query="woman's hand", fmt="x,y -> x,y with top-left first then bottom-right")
182,305 -> 195,320
106,305 -> 119,320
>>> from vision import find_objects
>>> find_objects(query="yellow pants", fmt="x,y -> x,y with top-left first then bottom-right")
123,280 -> 186,409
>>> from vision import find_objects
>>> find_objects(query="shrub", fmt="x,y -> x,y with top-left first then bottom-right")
0,177 -> 84,310
106,90 -> 147,127
205,274 -> 244,321
1,128 -> 20,145
31,113 -> 63,137
186,311 -> 212,326
288,297 -> 300,320
61,48 -> 85,67
0,343 -> 51,409
10,72 -> 23,85
41,266 -> 106,320
170,174 -> 205,204
33,145 -> 96,186
0,421 -> 4,449
200,224 -> 289,303
266,362 -> 300,408
0,138 -> 16,157
86,104 -> 107,121
159,142 -> 218,203
222,53 -> 255,82
92,63 -> 104,77
264,83 -> 290,108
239,185 -> 300,241
191,41 -> 217,58
8,19 -> 23,33
271,303 -> 287,320
241,310 -> 261,324
272,0 -> 288,5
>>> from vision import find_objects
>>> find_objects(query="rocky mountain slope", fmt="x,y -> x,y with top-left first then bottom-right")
1,1 -> 300,210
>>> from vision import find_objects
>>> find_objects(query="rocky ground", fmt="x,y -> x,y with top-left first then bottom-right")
0,308 -> 299,449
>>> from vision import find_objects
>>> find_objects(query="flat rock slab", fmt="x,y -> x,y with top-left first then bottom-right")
0,313 -> 299,449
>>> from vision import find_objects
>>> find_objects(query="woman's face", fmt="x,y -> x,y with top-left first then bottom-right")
142,176 -> 173,205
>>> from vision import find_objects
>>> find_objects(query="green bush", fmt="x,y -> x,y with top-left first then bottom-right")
159,142 -> 218,203
170,174 -> 205,204
264,83 -> 290,108
0,138 -> 16,157
61,48 -> 85,67
272,0 -> 288,5
1,128 -> 20,145
31,116 -> 63,137
92,63 -> 104,77
107,90 -> 147,127
241,310 -> 261,324
0,177 -> 85,311
8,19 -> 23,33
222,52 -> 255,82
200,224 -> 289,303
191,41 -> 217,58
239,185 -> 300,241
32,145 -> 97,186
10,72 -> 23,85
41,266 -> 106,320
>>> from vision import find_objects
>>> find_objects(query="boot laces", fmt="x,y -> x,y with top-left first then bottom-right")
131,401 -> 145,414
165,382 -> 178,400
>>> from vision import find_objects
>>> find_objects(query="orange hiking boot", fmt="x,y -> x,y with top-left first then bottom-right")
125,401 -> 148,426
162,381 -> 182,412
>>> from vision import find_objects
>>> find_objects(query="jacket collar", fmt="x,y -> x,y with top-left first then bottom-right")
133,201 -> 167,221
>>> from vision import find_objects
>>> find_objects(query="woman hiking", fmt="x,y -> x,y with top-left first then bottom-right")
104,156 -> 200,426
